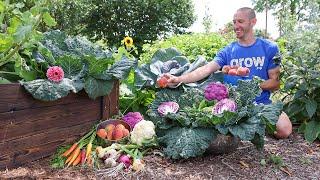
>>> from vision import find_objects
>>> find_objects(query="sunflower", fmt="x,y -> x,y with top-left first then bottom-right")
123,36 -> 133,47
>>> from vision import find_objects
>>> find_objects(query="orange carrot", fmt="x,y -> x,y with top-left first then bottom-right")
61,129 -> 95,157
72,152 -> 82,166
67,146 -> 81,167
65,154 -> 73,164
62,143 -> 78,157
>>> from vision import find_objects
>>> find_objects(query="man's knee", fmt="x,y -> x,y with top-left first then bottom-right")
274,112 -> 292,139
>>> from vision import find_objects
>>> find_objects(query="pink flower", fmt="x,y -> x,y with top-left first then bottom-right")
46,66 -> 64,82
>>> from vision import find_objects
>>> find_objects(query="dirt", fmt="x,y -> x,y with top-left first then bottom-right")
1,132 -> 319,180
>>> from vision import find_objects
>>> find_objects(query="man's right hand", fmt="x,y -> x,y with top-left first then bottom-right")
163,73 -> 181,87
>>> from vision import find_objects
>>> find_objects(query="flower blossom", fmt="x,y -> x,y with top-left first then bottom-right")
46,66 -> 64,82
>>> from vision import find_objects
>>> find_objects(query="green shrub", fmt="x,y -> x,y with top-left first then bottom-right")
140,33 -> 232,64
281,23 -> 320,142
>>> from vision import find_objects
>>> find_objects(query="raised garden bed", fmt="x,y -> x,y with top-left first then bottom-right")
0,81 -> 119,169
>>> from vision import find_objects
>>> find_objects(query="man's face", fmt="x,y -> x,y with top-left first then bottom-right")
233,10 -> 256,39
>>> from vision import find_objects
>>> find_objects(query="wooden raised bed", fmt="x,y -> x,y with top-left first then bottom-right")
0,81 -> 119,169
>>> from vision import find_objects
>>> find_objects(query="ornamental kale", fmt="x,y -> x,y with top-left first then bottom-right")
148,76 -> 283,159
204,82 -> 228,101
122,112 -> 143,129
212,98 -> 237,115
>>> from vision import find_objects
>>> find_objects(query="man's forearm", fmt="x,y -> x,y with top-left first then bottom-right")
178,61 -> 220,83
260,79 -> 280,91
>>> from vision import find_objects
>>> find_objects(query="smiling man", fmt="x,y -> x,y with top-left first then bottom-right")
165,7 -> 292,139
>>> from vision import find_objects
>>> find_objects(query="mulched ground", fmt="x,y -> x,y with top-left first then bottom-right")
1,132 -> 319,180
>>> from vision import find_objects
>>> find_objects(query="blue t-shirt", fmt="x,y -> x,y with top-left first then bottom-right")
214,38 -> 280,104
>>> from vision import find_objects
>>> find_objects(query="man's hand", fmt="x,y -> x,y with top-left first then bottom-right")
163,74 -> 181,87
260,66 -> 280,91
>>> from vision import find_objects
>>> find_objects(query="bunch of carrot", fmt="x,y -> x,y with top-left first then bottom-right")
61,128 -> 96,167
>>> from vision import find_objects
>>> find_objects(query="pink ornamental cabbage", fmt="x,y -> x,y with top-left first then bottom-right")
123,112 -> 143,128
46,66 -> 64,82
204,82 -> 228,101
212,98 -> 237,115
157,102 -> 179,116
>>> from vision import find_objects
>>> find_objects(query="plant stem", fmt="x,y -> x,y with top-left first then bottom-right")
0,71 -> 19,75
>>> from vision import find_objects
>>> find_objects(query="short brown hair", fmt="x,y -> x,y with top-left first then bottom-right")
237,7 -> 256,19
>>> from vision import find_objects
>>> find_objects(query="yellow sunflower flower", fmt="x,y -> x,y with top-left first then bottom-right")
123,36 -> 133,47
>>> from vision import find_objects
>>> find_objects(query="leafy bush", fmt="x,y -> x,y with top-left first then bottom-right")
0,0 -> 57,82
140,33 -> 231,64
281,22 -> 320,142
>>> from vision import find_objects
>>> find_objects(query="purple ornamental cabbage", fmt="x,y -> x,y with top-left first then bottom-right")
212,98 -> 237,115
123,112 -> 143,128
204,82 -> 229,101
157,102 -> 179,116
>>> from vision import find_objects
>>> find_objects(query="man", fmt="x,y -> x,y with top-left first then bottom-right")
165,7 -> 292,139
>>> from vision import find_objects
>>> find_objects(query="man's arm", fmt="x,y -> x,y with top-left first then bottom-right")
260,66 -> 280,91
166,61 -> 221,86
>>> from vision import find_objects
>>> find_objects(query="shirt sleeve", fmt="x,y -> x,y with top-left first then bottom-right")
213,46 -> 228,68
267,44 -> 281,70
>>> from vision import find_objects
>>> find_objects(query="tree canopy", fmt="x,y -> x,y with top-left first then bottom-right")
50,0 -> 196,50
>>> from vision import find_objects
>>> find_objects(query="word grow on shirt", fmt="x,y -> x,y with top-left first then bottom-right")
230,56 -> 265,70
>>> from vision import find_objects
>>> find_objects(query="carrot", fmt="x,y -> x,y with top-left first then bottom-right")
62,143 -> 78,157
65,153 -> 73,164
67,146 -> 81,167
72,152 -> 82,166
61,129 -> 94,157
80,148 -> 86,165
85,130 -> 96,162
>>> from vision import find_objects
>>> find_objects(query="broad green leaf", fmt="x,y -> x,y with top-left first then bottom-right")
84,76 -> 114,99
256,102 -> 283,125
43,12 -> 57,27
158,127 -> 216,159
0,1 -> 5,13
85,56 -> 112,76
304,121 -> 320,142
7,17 -> 21,34
95,58 -> 135,80
151,47 -> 182,63
0,34 -> 13,51
0,77 -> 10,83
305,99 -> 317,118
37,43 -> 55,64
228,116 -> 265,141
13,25 -> 32,43
15,3 -> 25,9
21,78 -> 78,101
56,55 -> 83,78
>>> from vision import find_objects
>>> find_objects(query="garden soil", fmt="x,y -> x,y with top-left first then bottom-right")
1,132 -> 319,180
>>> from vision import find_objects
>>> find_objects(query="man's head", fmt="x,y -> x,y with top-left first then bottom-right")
233,7 -> 257,40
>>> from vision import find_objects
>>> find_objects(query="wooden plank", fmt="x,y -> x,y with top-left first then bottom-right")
0,83 -> 92,113
0,100 -> 100,143
102,81 -> 119,119
0,122 -> 94,168
0,121 -> 94,169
